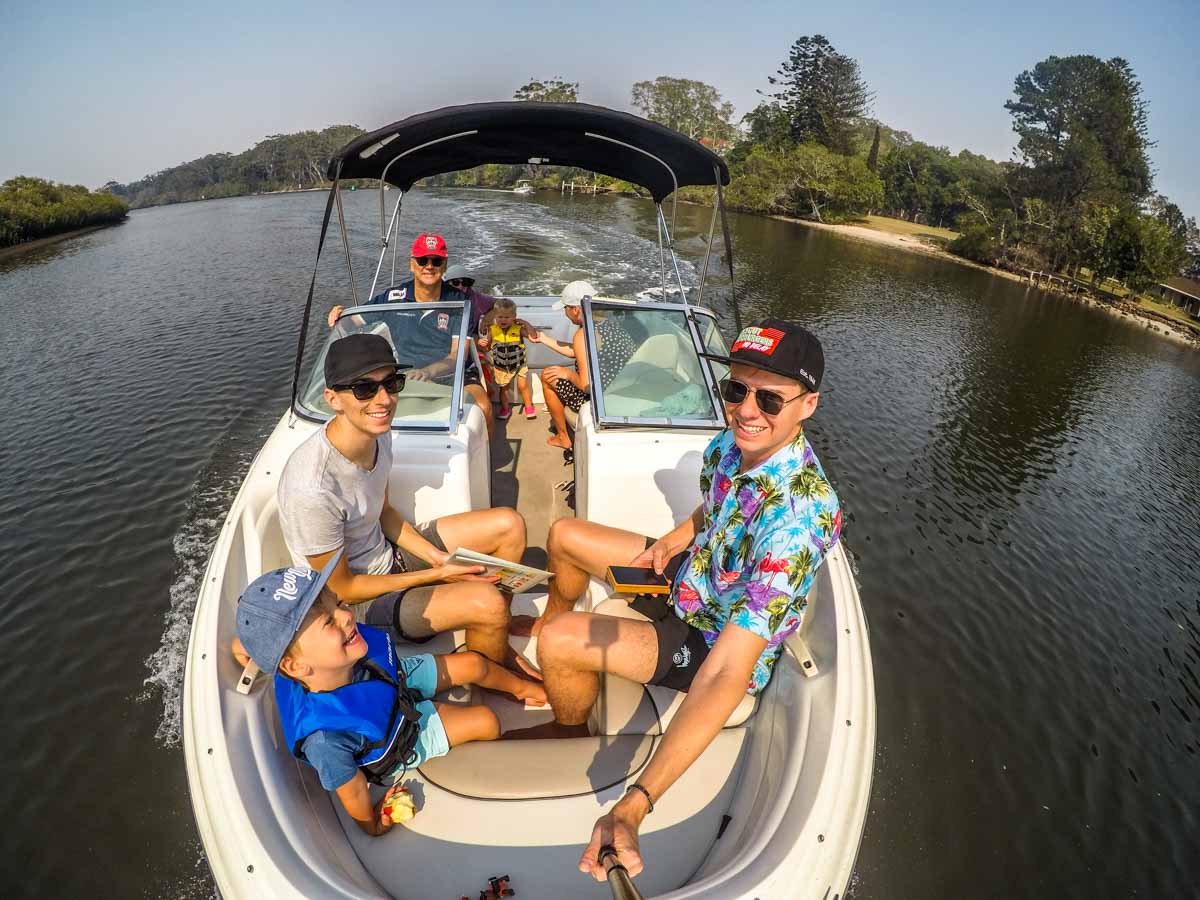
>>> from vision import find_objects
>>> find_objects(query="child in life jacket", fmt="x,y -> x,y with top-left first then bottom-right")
234,555 -> 546,837
478,298 -> 535,420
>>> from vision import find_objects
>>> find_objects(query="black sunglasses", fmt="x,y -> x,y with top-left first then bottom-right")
413,256 -> 445,268
718,377 -> 806,416
334,372 -> 406,401
447,278 -> 474,288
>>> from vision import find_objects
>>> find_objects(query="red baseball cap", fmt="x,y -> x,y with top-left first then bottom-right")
410,233 -> 447,258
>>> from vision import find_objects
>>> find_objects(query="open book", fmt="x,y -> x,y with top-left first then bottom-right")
445,548 -> 553,593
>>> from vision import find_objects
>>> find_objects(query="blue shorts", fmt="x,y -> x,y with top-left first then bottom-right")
394,654 -> 450,769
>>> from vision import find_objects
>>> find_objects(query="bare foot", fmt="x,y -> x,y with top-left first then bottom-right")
504,720 -> 591,741
503,648 -> 543,682
546,433 -> 572,451
513,680 -> 548,706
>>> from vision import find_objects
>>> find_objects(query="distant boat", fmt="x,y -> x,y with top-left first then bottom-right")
513,179 -> 534,195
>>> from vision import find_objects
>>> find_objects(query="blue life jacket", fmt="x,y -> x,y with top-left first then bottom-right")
275,624 -> 423,785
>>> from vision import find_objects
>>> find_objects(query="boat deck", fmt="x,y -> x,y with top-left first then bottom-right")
488,396 -> 574,562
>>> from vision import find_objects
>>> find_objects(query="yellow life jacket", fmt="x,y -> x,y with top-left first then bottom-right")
488,322 -> 526,371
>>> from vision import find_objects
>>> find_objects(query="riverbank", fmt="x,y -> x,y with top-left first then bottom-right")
774,213 -> 1200,349
0,222 -> 121,261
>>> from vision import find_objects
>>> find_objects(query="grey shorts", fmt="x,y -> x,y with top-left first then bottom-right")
363,520 -> 448,643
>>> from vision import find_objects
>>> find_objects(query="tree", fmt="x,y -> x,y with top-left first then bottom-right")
787,144 -> 882,222
765,35 -> 873,154
513,77 -> 579,103
866,124 -> 881,171
1005,55 -> 1153,214
631,76 -> 736,145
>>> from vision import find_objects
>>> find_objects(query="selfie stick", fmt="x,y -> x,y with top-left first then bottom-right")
598,845 -> 644,900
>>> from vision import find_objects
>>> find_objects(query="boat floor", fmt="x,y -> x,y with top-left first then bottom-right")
337,408 -> 750,898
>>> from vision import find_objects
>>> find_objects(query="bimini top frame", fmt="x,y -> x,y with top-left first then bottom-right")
291,103 -> 739,419
330,102 -> 729,203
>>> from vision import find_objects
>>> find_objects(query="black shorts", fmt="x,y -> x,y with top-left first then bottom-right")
552,378 -> 588,412
631,536 -> 711,692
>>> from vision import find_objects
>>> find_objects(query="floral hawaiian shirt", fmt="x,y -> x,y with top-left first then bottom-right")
671,428 -> 841,694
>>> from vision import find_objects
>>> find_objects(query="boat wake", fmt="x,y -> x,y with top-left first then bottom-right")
141,418 -> 270,747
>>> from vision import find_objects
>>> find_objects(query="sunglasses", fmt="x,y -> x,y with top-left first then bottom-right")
447,278 -> 474,288
334,372 -> 406,401
413,256 -> 445,268
718,377 -> 806,416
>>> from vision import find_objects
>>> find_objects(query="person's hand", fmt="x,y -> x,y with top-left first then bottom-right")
579,806 -> 644,882
477,336 -> 492,351
629,537 -> 681,575
372,784 -> 408,837
436,562 -> 500,584
543,365 -> 570,384
409,367 -> 432,382
327,305 -> 345,328
519,320 -> 539,341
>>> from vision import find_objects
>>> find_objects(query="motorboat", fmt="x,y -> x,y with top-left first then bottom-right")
182,102 -> 875,899
513,179 -> 534,195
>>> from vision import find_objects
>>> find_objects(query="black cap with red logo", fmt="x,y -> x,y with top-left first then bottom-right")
701,319 -> 825,392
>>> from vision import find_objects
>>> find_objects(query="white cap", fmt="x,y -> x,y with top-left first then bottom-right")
554,280 -> 597,310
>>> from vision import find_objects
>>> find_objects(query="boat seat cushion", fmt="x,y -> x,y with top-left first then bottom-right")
587,597 -> 757,735
417,728 -> 746,800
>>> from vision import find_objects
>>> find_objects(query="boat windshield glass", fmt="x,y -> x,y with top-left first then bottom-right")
583,302 -> 725,427
297,303 -> 468,430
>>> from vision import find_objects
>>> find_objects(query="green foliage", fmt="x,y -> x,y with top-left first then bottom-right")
109,125 -> 365,208
724,144 -> 882,222
513,77 -> 579,103
631,76 -> 736,146
876,143 -> 1007,228
0,177 -> 128,248
1005,55 -> 1152,209
765,34 -> 873,154
948,222 -> 1003,264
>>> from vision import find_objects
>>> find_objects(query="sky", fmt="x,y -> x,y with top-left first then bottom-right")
2,0 -> 1198,217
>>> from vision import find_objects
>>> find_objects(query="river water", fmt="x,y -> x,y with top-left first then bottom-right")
0,190 -> 1196,898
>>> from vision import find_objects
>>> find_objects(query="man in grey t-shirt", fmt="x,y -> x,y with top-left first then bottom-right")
276,333 -> 528,664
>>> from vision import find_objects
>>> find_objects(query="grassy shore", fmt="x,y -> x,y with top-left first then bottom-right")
777,213 -> 1198,348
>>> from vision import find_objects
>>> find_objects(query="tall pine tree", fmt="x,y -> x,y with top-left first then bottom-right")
767,35 -> 873,155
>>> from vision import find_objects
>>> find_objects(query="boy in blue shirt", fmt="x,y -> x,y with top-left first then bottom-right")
235,555 -> 545,836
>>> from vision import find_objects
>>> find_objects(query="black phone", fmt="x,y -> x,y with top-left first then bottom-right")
606,566 -> 671,595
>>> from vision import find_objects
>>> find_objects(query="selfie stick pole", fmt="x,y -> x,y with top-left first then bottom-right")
598,846 -> 644,900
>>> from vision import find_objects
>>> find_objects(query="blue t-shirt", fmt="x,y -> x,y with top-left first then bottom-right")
368,280 -> 478,377
298,653 -> 438,790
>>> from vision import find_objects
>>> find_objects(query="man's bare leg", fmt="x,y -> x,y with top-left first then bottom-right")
434,507 -> 526,563
507,611 -> 658,739
511,519 -> 647,637
396,582 -> 510,662
541,372 -> 573,450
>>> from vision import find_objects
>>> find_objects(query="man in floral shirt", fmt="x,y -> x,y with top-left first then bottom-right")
515,319 -> 840,885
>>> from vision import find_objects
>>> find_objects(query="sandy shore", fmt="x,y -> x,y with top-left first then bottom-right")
774,215 -> 1200,350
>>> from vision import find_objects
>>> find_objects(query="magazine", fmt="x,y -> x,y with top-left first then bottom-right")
445,547 -> 553,593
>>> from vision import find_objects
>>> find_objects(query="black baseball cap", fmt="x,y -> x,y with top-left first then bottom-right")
324,333 -> 408,388
702,319 -> 825,392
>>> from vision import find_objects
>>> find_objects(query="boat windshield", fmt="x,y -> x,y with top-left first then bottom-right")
582,301 -> 727,428
296,302 -> 469,430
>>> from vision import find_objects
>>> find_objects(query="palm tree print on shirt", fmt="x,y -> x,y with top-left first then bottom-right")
671,428 -> 841,695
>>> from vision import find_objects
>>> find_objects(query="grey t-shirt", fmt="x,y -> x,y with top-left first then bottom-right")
277,424 -> 393,576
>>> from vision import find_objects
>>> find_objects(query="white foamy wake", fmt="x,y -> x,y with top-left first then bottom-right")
141,453 -> 251,747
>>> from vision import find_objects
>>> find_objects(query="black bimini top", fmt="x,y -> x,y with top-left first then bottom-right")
329,102 -> 730,203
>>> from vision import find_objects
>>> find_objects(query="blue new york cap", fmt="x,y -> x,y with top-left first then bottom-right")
235,551 -> 342,674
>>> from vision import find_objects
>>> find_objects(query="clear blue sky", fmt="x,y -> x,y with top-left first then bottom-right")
2,0 -> 1197,217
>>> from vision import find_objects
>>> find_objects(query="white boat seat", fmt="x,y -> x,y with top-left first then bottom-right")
586,596 -> 757,735
416,728 -> 746,801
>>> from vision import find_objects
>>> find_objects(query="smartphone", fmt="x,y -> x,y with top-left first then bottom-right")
606,566 -> 671,595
